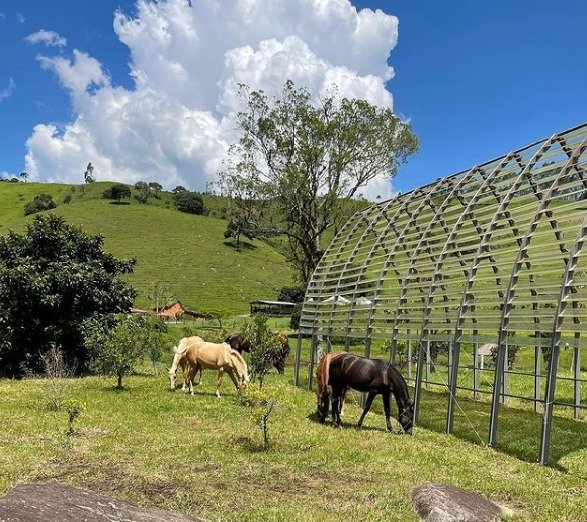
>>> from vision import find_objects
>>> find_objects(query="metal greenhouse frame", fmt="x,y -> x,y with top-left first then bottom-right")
294,122 -> 587,465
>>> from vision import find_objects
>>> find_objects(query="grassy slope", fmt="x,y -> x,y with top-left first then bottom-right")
0,182 -> 295,314
0,364 -> 586,522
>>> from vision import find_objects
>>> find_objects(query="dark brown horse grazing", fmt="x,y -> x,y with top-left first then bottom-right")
224,332 -> 290,374
225,333 -> 251,353
316,352 -> 414,434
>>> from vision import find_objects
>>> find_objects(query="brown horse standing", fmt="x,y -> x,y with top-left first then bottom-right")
316,352 -> 414,434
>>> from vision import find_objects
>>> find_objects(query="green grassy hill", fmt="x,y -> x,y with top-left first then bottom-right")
0,181 -> 295,315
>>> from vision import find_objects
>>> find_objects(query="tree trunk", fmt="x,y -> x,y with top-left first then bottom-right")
117,373 -> 123,389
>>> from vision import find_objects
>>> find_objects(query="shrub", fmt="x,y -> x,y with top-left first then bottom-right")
24,193 -> 56,215
173,191 -> 206,215
172,185 -> 187,194
41,344 -> 75,411
0,214 -> 136,376
277,285 -> 305,303
102,184 -> 131,203
290,303 -> 302,330
243,314 -> 281,388
134,181 -> 149,190
134,190 -> 152,204
87,314 -> 156,389
240,385 -> 279,450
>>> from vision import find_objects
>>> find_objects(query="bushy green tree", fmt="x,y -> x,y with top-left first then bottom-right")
0,215 -> 136,376
173,191 -> 206,215
243,314 -> 280,388
23,193 -> 57,215
102,184 -> 131,203
220,80 -> 418,285
87,314 -> 153,389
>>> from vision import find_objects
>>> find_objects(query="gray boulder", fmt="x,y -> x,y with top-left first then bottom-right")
0,483 -> 209,522
412,483 -> 513,522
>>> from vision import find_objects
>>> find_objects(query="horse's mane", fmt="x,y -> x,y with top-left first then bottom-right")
386,363 -> 411,406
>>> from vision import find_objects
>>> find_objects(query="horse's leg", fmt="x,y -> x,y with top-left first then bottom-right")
382,391 -> 393,432
194,365 -> 202,386
186,364 -> 195,395
357,391 -> 377,429
340,386 -> 348,416
216,369 -> 224,398
331,386 -> 344,427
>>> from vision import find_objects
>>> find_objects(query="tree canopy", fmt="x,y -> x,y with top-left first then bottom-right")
219,80 -> 419,284
0,215 -> 137,376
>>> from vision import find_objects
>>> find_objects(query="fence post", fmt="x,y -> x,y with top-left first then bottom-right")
425,340 -> 431,389
489,340 -> 507,447
534,333 -> 541,413
408,338 -> 413,381
307,327 -> 317,391
294,332 -> 303,386
414,340 -> 426,424
502,343 -> 509,404
446,338 -> 461,434
574,332 -> 581,420
539,342 -> 561,465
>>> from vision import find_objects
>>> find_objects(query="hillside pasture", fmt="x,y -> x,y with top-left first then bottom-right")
0,361 -> 586,522
0,182 -> 295,315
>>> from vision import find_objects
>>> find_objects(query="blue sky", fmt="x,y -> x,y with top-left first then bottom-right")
0,0 -> 586,195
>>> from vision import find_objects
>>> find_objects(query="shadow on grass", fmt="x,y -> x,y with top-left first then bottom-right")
306,410 -> 396,434
416,388 -> 587,468
222,240 -> 257,251
233,435 -> 270,453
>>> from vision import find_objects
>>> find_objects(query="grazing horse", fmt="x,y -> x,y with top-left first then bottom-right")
264,334 -> 290,374
225,332 -> 251,353
225,332 -> 290,374
316,352 -> 414,434
184,339 -> 249,397
168,336 -> 203,391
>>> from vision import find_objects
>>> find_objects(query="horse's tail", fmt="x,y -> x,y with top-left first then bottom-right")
316,353 -> 332,422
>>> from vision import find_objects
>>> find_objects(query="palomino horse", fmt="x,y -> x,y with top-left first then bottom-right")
168,336 -> 203,391
225,332 -> 290,374
184,339 -> 249,397
316,352 -> 414,434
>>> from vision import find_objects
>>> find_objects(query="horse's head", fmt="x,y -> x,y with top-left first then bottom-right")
397,401 -> 414,435
168,367 -> 177,390
230,349 -> 250,388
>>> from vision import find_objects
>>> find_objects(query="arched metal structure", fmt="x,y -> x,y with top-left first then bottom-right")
294,123 -> 587,465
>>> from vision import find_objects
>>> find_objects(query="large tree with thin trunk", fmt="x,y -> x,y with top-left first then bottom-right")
219,80 -> 419,284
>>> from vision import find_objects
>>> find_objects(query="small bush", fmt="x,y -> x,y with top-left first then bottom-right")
41,344 -> 75,411
173,191 -> 206,215
240,385 -> 280,450
24,193 -> 56,215
102,184 -> 131,203
277,285 -> 305,303
290,303 -> 302,330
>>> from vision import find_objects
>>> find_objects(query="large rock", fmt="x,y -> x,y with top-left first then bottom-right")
0,483 -> 209,522
412,483 -> 513,522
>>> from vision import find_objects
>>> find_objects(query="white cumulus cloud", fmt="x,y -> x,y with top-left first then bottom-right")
25,0 -> 400,199
25,29 -> 67,48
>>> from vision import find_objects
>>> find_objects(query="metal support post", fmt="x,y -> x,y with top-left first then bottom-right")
539,343 -> 561,465
489,341 -> 507,446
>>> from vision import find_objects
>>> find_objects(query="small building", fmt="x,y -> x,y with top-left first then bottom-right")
250,300 -> 296,316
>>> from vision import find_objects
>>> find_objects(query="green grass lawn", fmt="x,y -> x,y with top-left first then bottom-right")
1,355 -> 586,521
